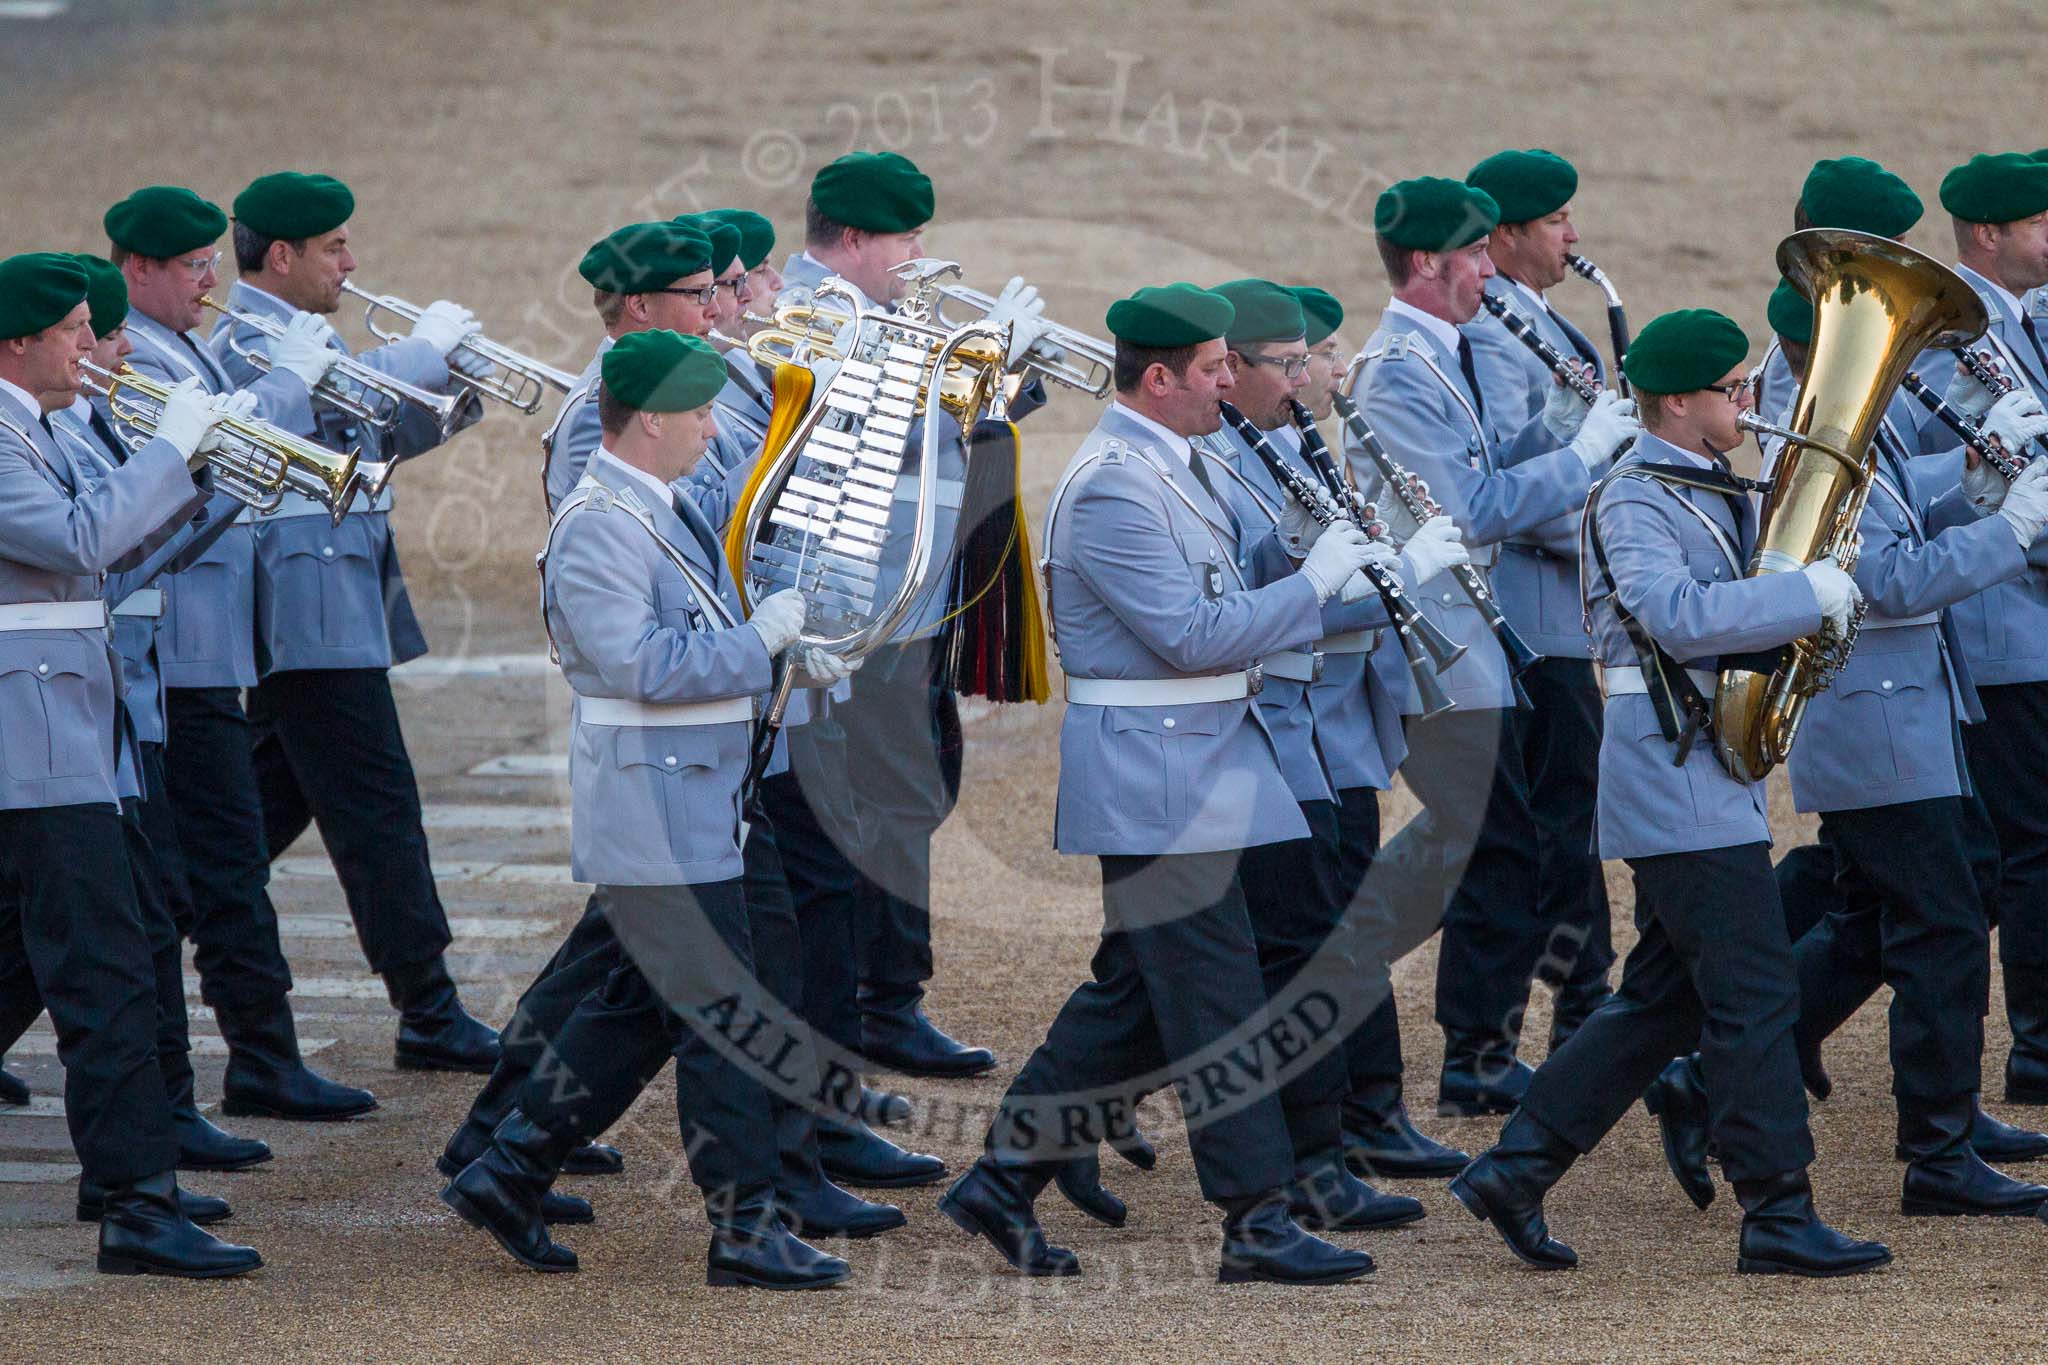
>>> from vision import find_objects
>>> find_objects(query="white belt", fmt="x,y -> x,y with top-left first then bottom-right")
1262,649 -> 1321,683
577,695 -> 754,727
1065,669 -> 1260,706
113,589 -> 163,619
0,600 -> 108,632
1863,611 -> 1939,631
1604,665 -> 1715,698
1319,629 -> 1379,654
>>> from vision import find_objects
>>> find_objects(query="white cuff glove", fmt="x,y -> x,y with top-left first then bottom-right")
1568,390 -> 1638,472
1299,519 -> 1372,603
273,310 -> 338,389
1800,559 -> 1862,637
1399,513 -> 1470,587
1984,388 -> 2048,457
410,300 -> 479,358
152,378 -> 221,463
1946,353 -> 2004,419
799,646 -> 860,685
1961,453 -> 2009,514
1541,367 -> 1590,442
745,588 -> 806,656
1278,497 -> 1323,555
1996,457 -> 2048,548
979,275 -> 1050,369
449,346 -> 497,381
196,389 -> 259,455
1338,540 -> 1402,604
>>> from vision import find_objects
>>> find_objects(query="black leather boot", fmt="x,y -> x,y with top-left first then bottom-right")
938,1160 -> 1078,1276
96,1171 -> 263,1278
817,1116 -> 946,1188
387,956 -> 501,1074
78,1176 -> 230,1226
218,1000 -> 378,1121
1643,1055 -> 1716,1211
1217,1191 -> 1375,1285
1288,1152 -> 1425,1231
561,1141 -> 625,1175
859,1086 -> 913,1129
1052,1149 -> 1127,1227
859,992 -> 995,1078
2005,973 -> 2048,1105
1437,1030 -> 1534,1117
1341,1083 -> 1470,1179
1899,1097 -> 2048,1216
440,1125 -> 620,1180
1734,1169 -> 1891,1276
165,1067 -> 270,1172
1110,1126 -> 1159,1171
439,1111 -> 581,1272
776,1101 -> 905,1239
1960,1098 -> 2048,1163
1447,1110 -> 1579,1269
541,1191 -> 593,1225
1547,977 -> 1611,1055
0,1061 -> 26,1107
706,1186 -> 849,1289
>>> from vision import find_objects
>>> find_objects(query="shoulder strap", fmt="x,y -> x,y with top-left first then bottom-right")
537,484 -> 742,665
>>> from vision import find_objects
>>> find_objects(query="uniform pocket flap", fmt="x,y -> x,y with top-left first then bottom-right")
1107,700 -> 1224,736
614,728 -> 719,773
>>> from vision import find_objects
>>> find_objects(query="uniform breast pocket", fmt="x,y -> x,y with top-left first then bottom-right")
614,728 -> 739,863
1176,531 -> 1227,600
654,577 -> 710,633
169,554 -> 236,663
1684,547 -> 1737,587
0,639 -> 103,783
1832,673 -> 1932,782
1108,703 -> 1221,823
267,516 -> 380,647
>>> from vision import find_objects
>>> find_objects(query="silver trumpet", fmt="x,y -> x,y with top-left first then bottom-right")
341,280 -> 575,414
83,362 -> 392,526
927,281 -> 1114,397
202,295 -> 464,438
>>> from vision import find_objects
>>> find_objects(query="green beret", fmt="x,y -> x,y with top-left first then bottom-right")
809,151 -> 933,234
1375,177 -> 1500,252
1766,279 -> 1813,346
233,172 -> 355,241
2034,149 -> 2048,164
0,252 -> 90,341
702,209 -> 775,270
1622,308 -> 1750,395
1466,149 -> 1577,224
1291,287 -> 1344,345
1209,278 -> 1305,347
102,185 -> 226,260
601,329 -> 727,413
1799,156 -> 1922,237
1106,283 -> 1235,349
578,221 -> 713,294
676,215 -> 741,276
1940,153 -> 2048,225
72,254 -> 129,338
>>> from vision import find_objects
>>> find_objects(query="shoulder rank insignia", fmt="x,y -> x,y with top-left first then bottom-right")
612,484 -> 648,514
1380,333 -> 1412,361
584,485 -> 614,514
1098,437 -> 1130,465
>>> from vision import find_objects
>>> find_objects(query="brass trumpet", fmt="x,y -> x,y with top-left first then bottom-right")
928,281 -> 1114,397
202,296 -> 464,439
84,362 -> 391,526
341,281 -> 575,414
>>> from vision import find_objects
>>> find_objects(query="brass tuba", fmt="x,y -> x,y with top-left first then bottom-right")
1711,228 -> 1986,782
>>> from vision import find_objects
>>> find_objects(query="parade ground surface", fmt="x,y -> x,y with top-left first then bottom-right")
5,1 -> 2048,1359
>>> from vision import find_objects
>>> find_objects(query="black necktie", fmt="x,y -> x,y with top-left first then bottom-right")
35,416 -> 78,495
673,494 -> 723,573
89,407 -> 126,464
1455,335 -> 1487,424
176,331 -> 217,386
2022,314 -> 2048,381
1547,303 -> 1601,370
1186,451 -> 1242,540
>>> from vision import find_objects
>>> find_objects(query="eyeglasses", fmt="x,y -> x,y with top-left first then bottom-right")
1703,377 -> 1756,400
1239,350 -> 1314,379
716,277 -> 753,302
176,250 -> 222,279
653,282 -> 720,306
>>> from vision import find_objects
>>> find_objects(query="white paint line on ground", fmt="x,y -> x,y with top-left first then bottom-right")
279,913 -> 548,941
185,973 -> 386,1002
1,1095 -> 217,1121
0,3 -> 71,19
392,653 -> 552,679
13,1035 -> 334,1058
420,804 -> 570,830
273,857 -> 575,885
0,1162 -> 78,1185
466,754 -> 569,778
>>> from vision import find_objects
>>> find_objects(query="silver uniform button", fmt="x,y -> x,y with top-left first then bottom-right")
36,663 -> 49,675
321,546 -> 335,559
1881,680 -> 1893,690
1163,717 -> 1176,729
664,755 -> 679,766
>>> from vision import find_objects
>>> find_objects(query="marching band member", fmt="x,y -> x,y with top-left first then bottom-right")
212,171 -> 499,1076
0,251 -> 259,1277
105,185 -> 375,1122
941,284 -> 1378,1284
1452,309 -> 1887,1277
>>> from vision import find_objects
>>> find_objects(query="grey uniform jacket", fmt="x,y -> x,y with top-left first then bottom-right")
1465,275 -> 1604,658
541,337 -> 610,518
1348,306 -> 1592,712
1045,406 -> 1323,856
210,279 -> 449,673
544,454 -> 771,886
119,308 -> 314,688
0,387 -> 207,811
1585,433 -> 1822,859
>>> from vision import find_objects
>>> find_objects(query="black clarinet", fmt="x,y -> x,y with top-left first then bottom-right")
1901,372 -> 2024,480
1216,402 -> 1462,716
1951,345 -> 2048,462
1564,253 -> 1632,398
1296,397 -> 1537,681
1478,292 -> 1636,461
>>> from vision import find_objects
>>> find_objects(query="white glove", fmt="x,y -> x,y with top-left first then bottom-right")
1984,388 -> 2048,456
273,310 -> 338,389
799,646 -> 860,685
1946,354 -> 2004,419
1567,389 -> 1638,471
979,275 -> 1050,369
1277,497 -> 1323,555
745,588 -> 806,656
1800,559 -> 1862,637
152,378 -> 222,463
1962,451 -> 2008,514
1541,367 -> 1591,441
1299,519 -> 1373,603
1337,540 -> 1402,604
1399,514 -> 1471,587
449,345 -> 497,381
410,300 -> 479,358
196,389 -> 259,455
1997,458 -> 2048,548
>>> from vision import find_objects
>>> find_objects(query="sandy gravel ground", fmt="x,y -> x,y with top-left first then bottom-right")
4,0 -> 2048,1359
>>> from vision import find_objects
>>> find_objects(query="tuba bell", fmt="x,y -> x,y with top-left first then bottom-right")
1711,228 -> 1986,782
